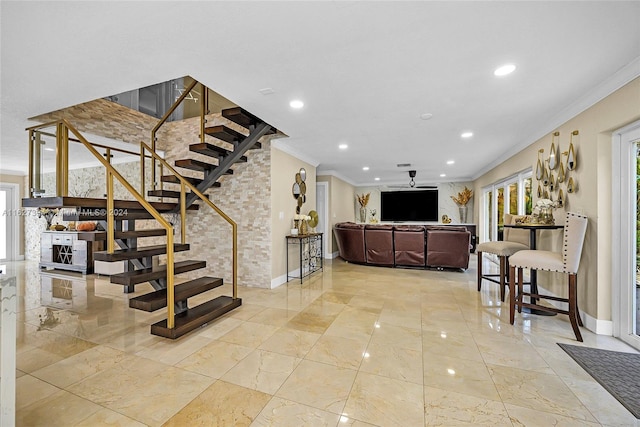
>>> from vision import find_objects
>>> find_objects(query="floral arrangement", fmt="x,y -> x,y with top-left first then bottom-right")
532,198 -> 556,214
357,193 -> 370,208
38,207 -> 60,227
451,187 -> 473,206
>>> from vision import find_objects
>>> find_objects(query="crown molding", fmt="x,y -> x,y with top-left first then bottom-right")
316,169 -> 358,186
271,140 -> 321,167
473,55 -> 640,180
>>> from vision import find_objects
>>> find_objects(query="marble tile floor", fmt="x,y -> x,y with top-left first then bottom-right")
7,258 -> 640,426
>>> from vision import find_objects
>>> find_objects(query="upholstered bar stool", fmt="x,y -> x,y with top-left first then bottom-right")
477,214 -> 530,301
508,212 -> 588,341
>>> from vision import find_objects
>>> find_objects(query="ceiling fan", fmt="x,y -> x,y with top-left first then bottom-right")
385,170 -> 437,189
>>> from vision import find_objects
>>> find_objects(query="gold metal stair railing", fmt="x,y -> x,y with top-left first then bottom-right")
147,78 -> 208,194
140,141 -> 239,299
26,119 -> 179,329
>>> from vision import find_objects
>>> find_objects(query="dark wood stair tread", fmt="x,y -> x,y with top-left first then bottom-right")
189,142 -> 247,162
175,159 -> 234,175
203,125 -> 246,143
129,276 -> 224,312
161,175 -> 208,187
147,190 -> 210,199
221,107 -> 276,134
151,296 -> 242,339
109,260 -> 206,286
95,243 -> 190,262
87,229 -> 168,241
23,196 -> 198,213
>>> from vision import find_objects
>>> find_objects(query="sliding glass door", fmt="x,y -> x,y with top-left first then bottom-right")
481,170 -> 532,243
613,121 -> 640,350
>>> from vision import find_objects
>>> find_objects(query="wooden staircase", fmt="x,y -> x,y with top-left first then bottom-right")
24,101 -> 277,339
158,106 -> 275,209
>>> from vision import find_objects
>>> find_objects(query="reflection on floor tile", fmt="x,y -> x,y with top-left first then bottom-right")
8,258 -> 639,425
164,380 -> 271,426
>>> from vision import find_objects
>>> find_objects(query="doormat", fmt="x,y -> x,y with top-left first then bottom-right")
558,343 -> 640,418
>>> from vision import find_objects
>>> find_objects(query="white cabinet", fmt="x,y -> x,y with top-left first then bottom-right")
40,231 -> 101,274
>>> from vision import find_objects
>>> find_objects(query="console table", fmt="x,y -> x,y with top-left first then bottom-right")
286,233 -> 323,283
40,231 -> 103,274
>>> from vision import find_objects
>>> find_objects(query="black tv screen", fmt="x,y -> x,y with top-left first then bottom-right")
381,190 -> 438,222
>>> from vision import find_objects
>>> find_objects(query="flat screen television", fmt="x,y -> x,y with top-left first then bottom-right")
380,189 -> 438,222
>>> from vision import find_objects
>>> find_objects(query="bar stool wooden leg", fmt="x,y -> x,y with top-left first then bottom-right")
568,274 -> 583,342
517,267 -> 524,313
509,265 -> 516,324
499,255 -> 506,302
477,251 -> 483,292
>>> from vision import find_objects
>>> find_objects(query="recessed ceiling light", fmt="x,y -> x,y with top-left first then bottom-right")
44,147 -> 55,152
374,177 -> 380,181
461,132 -> 473,138
420,113 -> 433,120
362,166 -> 370,171
440,173 -> 446,177
258,87 -> 275,95
289,99 -> 304,109
338,144 -> 348,150
494,64 -> 516,76
446,160 -> 455,165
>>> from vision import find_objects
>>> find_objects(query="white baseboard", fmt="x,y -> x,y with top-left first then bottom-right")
325,251 -> 339,259
271,268 -> 301,289
538,285 -> 613,336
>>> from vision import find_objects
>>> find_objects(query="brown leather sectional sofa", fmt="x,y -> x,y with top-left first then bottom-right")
334,222 -> 472,270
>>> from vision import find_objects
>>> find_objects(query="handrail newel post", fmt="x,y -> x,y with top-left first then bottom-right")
166,231 -> 175,329
28,130 -> 34,197
140,143 -> 145,196
180,182 -> 186,245
233,223 -> 238,299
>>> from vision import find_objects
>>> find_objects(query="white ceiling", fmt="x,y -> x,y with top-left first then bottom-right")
2,1 -> 639,187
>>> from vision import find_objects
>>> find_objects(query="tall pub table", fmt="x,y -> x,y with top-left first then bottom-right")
286,233 -> 323,284
503,223 -> 564,315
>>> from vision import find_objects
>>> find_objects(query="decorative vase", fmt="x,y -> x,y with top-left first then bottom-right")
359,206 -> 367,223
298,219 -> 308,235
539,207 -> 554,224
458,206 -> 468,223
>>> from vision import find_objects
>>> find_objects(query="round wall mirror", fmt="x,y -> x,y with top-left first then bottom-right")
297,196 -> 304,208
299,181 -> 307,195
292,182 -> 301,199
299,168 -> 307,182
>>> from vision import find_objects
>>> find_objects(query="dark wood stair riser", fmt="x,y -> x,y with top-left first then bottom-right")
189,142 -> 247,162
94,243 -> 190,262
161,175 -> 206,186
175,159 -> 234,175
129,277 -> 224,312
221,107 -> 276,135
151,296 -> 242,339
147,190 -> 210,200
109,260 -> 206,286
203,125 -> 246,143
